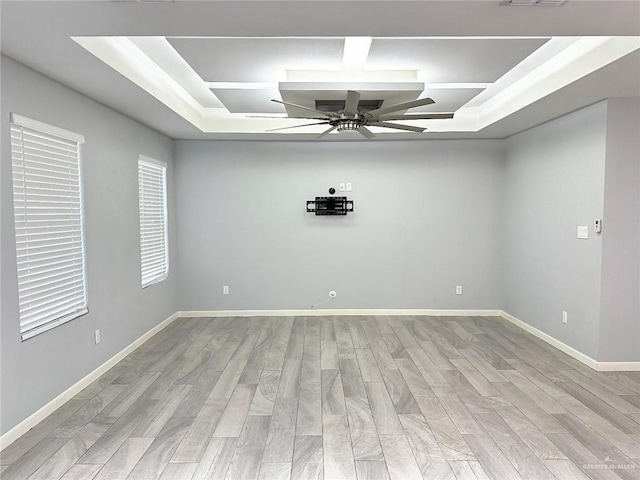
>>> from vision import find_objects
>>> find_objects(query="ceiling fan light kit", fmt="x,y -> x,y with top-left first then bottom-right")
336,119 -> 362,132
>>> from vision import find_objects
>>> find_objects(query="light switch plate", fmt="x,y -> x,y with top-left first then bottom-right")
577,226 -> 589,239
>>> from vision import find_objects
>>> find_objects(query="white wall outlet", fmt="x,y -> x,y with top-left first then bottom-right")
339,182 -> 346,192
223,285 -> 229,295
456,286 -> 463,295
329,290 -> 337,298
562,311 -> 568,324
577,226 -> 588,239
346,182 -> 352,192
94,329 -> 101,344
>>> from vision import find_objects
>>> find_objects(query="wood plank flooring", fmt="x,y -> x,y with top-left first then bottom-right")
2,315 -> 640,480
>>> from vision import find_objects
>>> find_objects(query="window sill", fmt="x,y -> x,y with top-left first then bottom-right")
21,308 -> 89,341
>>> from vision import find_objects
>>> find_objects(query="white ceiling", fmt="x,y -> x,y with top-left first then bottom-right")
1,1 -> 639,141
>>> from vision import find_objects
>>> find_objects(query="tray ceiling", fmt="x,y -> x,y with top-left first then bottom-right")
2,1 -> 639,141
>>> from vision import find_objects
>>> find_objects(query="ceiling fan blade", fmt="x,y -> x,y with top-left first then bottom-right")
316,125 -> 338,139
343,90 -> 361,117
271,99 -> 333,118
266,121 -> 330,132
376,112 -> 454,121
367,97 -> 435,117
357,126 -> 375,139
369,121 -> 426,133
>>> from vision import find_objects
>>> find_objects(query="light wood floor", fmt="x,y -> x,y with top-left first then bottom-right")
2,315 -> 640,480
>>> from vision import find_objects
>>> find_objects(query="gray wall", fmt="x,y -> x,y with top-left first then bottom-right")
598,98 -> 640,362
2,56 -> 638,440
502,102 -> 608,360
174,140 -> 505,311
0,57 -> 179,435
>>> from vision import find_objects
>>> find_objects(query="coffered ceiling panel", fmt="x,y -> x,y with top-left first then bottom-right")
413,88 -> 485,112
367,38 -> 550,83
167,37 -> 345,83
212,88 -> 284,114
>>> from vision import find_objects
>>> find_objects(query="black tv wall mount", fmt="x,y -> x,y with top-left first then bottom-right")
307,196 -> 354,216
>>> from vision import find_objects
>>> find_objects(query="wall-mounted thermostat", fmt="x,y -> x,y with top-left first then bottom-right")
595,219 -> 602,233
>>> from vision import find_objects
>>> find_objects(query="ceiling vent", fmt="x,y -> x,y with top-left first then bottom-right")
501,0 -> 567,5
315,99 -> 383,113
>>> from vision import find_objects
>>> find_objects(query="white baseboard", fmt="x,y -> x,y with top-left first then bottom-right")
592,362 -> 640,372
499,310 -> 599,369
499,311 -> 640,372
0,311 -> 179,451
177,309 -> 503,318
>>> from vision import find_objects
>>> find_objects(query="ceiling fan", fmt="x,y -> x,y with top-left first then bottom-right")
266,90 -> 454,139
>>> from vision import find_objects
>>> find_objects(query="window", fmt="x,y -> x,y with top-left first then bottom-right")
10,114 -> 88,340
138,156 -> 168,287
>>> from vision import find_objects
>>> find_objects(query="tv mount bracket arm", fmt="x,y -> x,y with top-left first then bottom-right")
306,196 -> 354,216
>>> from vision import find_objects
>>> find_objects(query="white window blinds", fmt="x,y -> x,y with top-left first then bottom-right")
10,114 -> 88,340
138,156 -> 168,287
